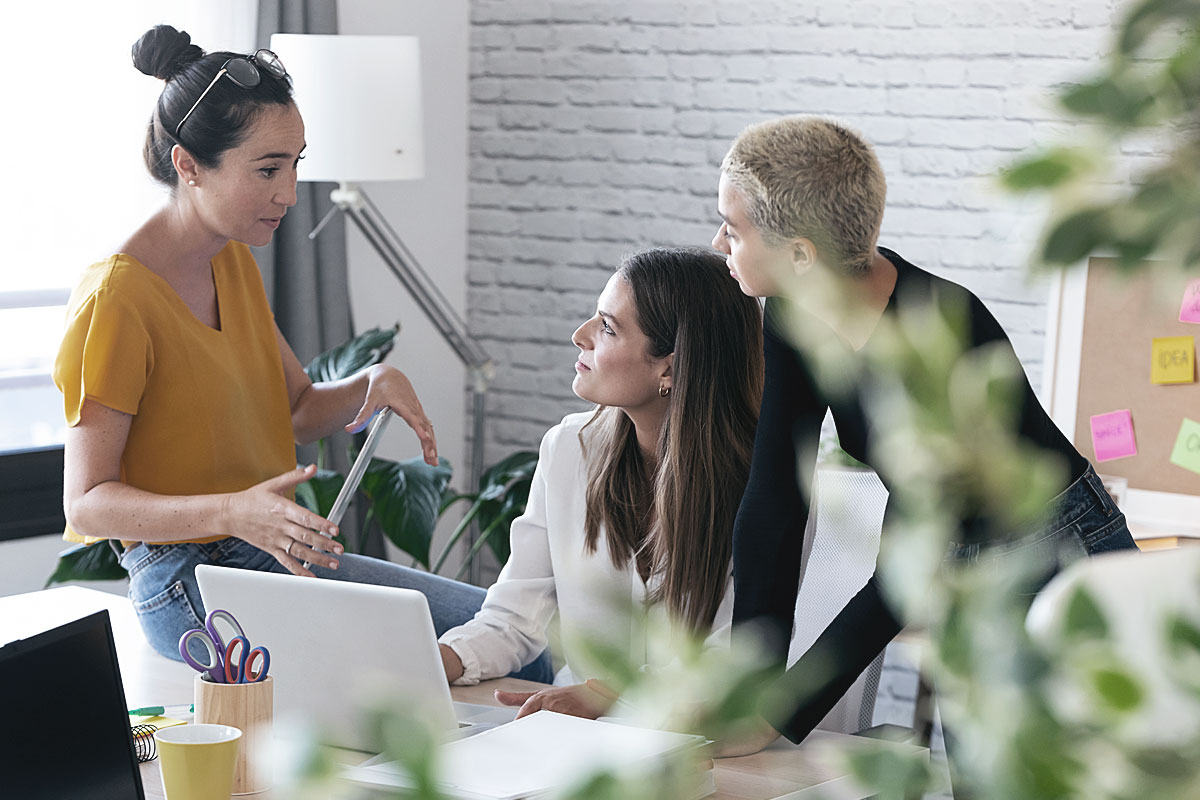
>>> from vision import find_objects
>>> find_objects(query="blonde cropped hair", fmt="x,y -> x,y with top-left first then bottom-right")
721,116 -> 887,275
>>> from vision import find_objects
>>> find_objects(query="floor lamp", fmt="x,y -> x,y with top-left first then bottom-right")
273,34 -> 494,582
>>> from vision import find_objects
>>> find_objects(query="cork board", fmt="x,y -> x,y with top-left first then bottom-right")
1070,257 -> 1200,495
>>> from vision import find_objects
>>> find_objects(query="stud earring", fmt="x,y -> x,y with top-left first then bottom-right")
188,179 -> 196,186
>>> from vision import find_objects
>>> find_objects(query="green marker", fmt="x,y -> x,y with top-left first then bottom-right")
128,704 -> 194,716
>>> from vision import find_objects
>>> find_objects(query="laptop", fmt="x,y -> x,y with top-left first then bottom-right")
0,611 -> 146,800
195,564 -> 517,752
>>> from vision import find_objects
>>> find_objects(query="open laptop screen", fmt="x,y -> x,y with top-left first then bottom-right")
0,610 -> 146,800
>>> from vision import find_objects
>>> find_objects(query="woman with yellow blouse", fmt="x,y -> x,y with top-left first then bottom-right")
54,25 -> 551,682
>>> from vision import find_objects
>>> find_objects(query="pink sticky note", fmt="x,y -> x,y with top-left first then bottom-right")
1181,278 -> 1200,324
1090,409 -> 1138,462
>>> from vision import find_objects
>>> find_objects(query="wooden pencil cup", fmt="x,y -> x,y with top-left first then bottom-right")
194,675 -> 273,794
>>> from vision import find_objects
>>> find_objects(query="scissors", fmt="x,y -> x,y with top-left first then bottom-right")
178,609 -> 268,683
223,635 -> 270,683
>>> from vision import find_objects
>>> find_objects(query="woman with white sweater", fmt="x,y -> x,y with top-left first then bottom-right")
438,246 -> 764,719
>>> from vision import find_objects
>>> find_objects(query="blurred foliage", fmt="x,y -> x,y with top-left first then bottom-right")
280,599 -> 937,799
1001,0 -> 1200,274
816,432 -> 869,469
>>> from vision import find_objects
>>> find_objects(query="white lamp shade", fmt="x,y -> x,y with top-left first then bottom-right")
270,34 -> 424,183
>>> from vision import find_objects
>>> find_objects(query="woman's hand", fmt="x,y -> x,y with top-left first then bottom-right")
220,464 -> 344,577
346,365 -> 438,466
494,681 -> 616,721
710,715 -> 782,758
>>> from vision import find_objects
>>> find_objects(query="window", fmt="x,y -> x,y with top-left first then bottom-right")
0,1 -> 255,535
0,2 -> 257,451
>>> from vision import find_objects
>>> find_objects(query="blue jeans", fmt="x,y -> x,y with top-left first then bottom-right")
117,537 -> 554,683
940,464 -> 1136,799
944,464 -> 1137,593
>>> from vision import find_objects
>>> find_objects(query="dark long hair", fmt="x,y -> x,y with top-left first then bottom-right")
132,25 -> 293,187
582,247 -> 764,633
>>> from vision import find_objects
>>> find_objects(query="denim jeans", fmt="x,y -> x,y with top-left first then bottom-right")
940,463 -> 1137,798
944,464 -> 1137,594
118,536 -> 554,683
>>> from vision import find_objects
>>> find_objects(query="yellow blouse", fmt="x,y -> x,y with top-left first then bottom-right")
53,241 -> 296,545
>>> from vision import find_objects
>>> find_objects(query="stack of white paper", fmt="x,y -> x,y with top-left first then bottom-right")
344,710 -> 712,800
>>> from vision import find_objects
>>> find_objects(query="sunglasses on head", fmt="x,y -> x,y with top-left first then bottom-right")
174,49 -> 288,139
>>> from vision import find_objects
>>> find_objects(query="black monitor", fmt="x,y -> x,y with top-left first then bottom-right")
0,610 -> 146,799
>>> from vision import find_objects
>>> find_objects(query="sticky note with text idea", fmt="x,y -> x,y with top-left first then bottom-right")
1090,409 -> 1138,462
1150,336 -> 1195,384
1170,418 -> 1200,475
1180,279 -> 1200,324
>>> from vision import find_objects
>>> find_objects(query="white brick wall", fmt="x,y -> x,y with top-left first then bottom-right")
466,0 -> 1150,463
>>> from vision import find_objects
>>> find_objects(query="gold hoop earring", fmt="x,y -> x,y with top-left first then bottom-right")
659,385 -> 670,398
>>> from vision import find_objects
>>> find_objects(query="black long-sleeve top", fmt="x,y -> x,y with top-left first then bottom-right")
732,247 -> 1088,742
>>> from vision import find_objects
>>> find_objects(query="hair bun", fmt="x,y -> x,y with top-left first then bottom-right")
132,24 -> 204,81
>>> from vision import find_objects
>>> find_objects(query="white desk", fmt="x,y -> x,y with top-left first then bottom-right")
1,587 -> 921,799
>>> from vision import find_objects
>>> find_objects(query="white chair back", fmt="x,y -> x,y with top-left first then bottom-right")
1026,547 -> 1200,746
787,466 -> 890,733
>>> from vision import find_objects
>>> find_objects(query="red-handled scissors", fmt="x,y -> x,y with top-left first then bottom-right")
223,635 -> 270,683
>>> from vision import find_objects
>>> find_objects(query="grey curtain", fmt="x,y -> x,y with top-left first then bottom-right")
253,0 -> 349,366
254,2 -> 371,551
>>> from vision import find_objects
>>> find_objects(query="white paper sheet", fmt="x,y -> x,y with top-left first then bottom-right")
344,710 -> 706,800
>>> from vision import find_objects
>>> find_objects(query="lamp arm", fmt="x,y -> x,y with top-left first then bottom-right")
321,183 -> 492,376
311,182 -> 494,584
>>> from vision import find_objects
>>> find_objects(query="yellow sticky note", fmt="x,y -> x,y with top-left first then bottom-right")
1151,337 -> 1195,384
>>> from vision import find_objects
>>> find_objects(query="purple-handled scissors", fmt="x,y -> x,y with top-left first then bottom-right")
178,609 -> 246,683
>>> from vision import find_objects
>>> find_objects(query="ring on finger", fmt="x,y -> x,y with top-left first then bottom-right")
285,540 -> 294,556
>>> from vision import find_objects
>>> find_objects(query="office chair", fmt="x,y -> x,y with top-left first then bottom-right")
1026,546 -> 1200,746
788,465 -> 890,734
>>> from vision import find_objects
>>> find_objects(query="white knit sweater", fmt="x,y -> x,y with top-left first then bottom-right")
439,412 -> 734,685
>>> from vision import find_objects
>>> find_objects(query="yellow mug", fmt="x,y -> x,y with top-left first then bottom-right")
156,723 -> 242,800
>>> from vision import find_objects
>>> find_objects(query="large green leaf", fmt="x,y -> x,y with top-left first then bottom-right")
1041,207 -> 1112,265
1119,0 -> 1196,55
1000,149 -> 1086,191
292,467 -> 346,519
359,456 -> 453,569
937,598 -> 972,676
1060,75 -> 1157,125
1167,614 -> 1200,656
45,541 -> 127,587
304,325 -> 399,383
1008,717 -> 1083,799
1091,666 -> 1144,712
1063,586 -> 1109,640
1128,746 -> 1197,779
472,450 -> 538,565
846,746 -> 938,800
